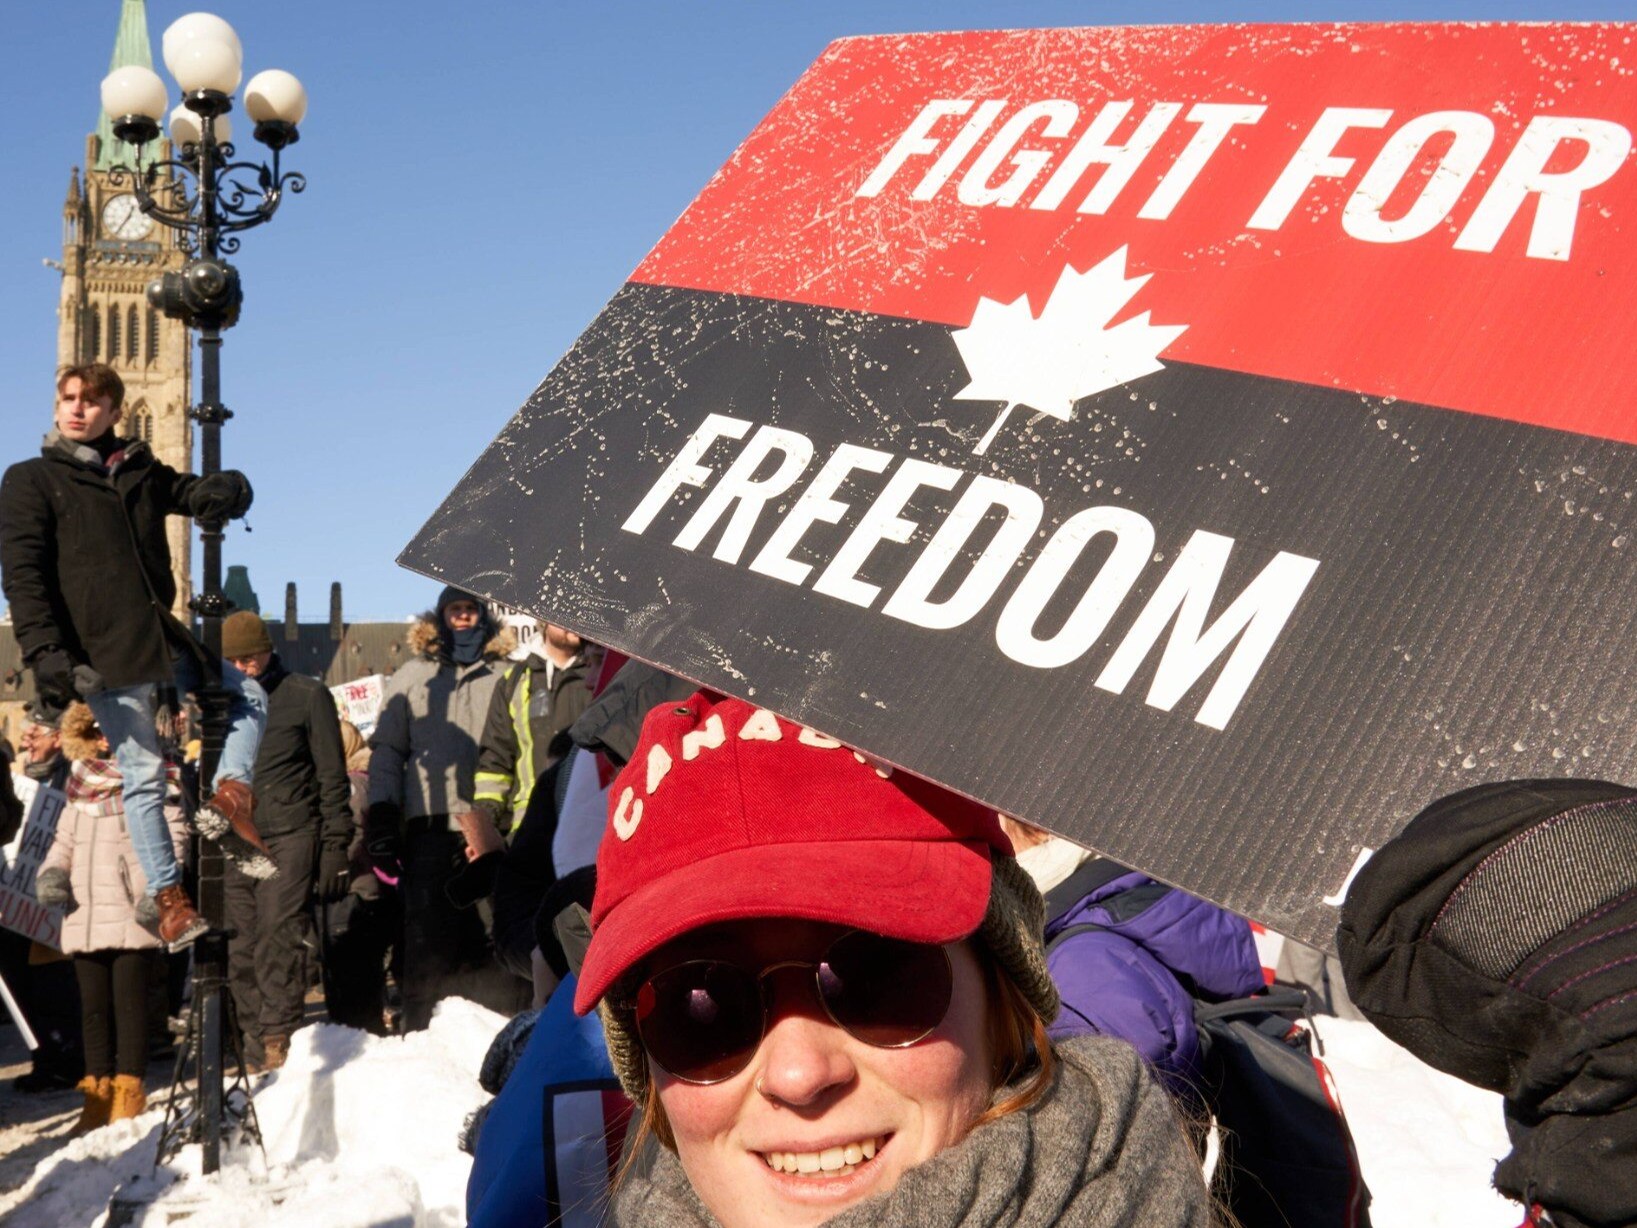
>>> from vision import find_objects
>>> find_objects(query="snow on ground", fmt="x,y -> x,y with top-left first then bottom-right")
0,997 -> 501,1228
0,1002 -> 1517,1227
1319,1016 -> 1517,1228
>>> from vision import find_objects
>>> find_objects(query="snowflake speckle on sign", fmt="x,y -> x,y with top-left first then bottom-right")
951,246 -> 1188,454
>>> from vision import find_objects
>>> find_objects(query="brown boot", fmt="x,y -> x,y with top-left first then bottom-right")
261,1034 -> 289,1071
109,1074 -> 146,1122
71,1075 -> 113,1135
196,778 -> 278,880
154,885 -> 208,951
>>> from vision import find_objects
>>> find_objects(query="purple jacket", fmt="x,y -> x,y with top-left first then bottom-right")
1043,860 -> 1264,1084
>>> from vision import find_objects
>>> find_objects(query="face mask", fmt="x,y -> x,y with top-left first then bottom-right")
449,624 -> 486,664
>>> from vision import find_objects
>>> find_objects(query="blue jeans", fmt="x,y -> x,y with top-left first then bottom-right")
84,657 -> 267,895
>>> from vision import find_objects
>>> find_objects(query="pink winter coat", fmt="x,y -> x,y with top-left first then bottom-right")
41,759 -> 188,954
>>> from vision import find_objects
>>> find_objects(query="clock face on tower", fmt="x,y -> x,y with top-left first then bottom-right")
100,193 -> 153,241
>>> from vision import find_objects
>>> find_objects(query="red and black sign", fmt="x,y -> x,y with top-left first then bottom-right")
404,24 -> 1637,948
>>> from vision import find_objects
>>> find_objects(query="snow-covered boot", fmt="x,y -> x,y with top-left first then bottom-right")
109,1074 -> 146,1122
155,885 -> 208,951
71,1075 -> 113,1134
195,778 -> 278,880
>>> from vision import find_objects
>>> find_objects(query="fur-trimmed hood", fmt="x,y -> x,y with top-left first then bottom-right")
60,702 -> 107,762
406,614 -> 515,663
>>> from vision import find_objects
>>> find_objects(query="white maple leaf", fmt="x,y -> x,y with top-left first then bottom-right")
951,246 -> 1188,455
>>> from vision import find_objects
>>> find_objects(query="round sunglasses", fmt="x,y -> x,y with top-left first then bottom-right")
631,930 -> 955,1085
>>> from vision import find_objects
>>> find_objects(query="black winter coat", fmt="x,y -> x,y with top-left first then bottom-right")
251,655 -> 352,848
1,434 -> 209,688
473,652 -> 594,831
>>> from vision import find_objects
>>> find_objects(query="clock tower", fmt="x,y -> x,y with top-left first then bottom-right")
58,0 -> 194,616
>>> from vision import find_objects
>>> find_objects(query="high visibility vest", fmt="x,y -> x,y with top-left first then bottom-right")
473,664 -> 538,827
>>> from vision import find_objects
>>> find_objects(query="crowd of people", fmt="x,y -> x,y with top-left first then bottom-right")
3,360 -> 1633,1228
0,364 -> 601,1105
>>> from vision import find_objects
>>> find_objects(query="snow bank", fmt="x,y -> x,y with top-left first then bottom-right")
1320,1016 -> 1516,1228
1,997 -> 502,1228
2,1001 -> 1518,1227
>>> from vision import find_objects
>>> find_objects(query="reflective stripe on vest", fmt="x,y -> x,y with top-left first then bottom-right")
473,665 -> 536,822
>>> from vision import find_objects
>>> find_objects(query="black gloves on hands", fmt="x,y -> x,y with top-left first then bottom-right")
29,648 -> 79,706
316,843 -> 351,904
34,866 -> 74,910
192,470 -> 253,522
364,801 -> 404,880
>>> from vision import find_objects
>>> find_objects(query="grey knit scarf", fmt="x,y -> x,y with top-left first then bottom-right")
612,1036 -> 1213,1228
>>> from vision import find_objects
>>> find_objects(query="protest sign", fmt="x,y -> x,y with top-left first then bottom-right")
0,775 -> 66,948
402,24 -> 1637,948
332,675 -> 386,739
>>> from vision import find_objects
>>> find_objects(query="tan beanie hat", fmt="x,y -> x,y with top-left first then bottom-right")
598,853 -> 1060,1105
221,610 -> 273,660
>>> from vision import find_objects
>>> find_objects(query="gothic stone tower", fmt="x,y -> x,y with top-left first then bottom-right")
58,0 -> 194,616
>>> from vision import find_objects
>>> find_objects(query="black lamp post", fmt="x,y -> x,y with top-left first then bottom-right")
100,14 -> 306,1177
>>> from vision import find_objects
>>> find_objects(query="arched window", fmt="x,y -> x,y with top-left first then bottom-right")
128,305 -> 140,363
87,309 -> 100,361
107,305 -> 120,362
146,308 -> 160,364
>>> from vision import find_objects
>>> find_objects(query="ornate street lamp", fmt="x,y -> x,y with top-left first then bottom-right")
100,13 -> 306,1178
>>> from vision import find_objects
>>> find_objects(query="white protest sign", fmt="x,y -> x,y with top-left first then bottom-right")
332,675 -> 386,738
0,775 -> 66,949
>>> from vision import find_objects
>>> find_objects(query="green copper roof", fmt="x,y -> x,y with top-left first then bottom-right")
93,0 -> 161,172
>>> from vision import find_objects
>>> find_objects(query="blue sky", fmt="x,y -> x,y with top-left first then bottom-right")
3,1 -> 1631,618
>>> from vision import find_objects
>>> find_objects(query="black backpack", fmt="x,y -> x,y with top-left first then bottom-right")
1194,988 -> 1371,1228
1048,882 -> 1371,1228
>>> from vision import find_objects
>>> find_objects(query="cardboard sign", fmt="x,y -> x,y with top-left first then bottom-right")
402,24 -> 1637,948
0,776 -> 67,948
495,607 -> 546,662
332,675 -> 386,739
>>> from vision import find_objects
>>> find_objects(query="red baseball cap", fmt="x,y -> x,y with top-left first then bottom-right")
574,692 -> 1009,1015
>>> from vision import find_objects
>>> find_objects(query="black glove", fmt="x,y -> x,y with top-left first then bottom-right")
72,664 -> 106,697
444,850 -> 502,910
364,801 -> 404,881
192,470 -> 253,522
29,648 -> 79,706
34,866 -> 74,910
315,843 -> 351,904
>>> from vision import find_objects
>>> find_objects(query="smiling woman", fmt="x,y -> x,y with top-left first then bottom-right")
573,694 -> 1213,1228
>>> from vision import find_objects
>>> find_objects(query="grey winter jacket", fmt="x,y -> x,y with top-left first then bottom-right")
366,617 -> 514,828
42,761 -> 188,954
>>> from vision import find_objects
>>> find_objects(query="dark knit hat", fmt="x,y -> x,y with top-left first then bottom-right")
1338,779 -> 1637,1228
221,610 -> 273,660
436,585 -> 483,620
24,697 -> 64,729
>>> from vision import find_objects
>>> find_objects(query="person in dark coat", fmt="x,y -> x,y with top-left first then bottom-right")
318,721 -> 399,1034
220,611 -> 351,1069
472,625 -> 597,840
0,363 -> 268,950
454,625 -> 597,943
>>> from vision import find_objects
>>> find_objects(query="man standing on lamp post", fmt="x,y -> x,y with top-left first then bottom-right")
221,610 -> 351,1070
0,363 -> 272,952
